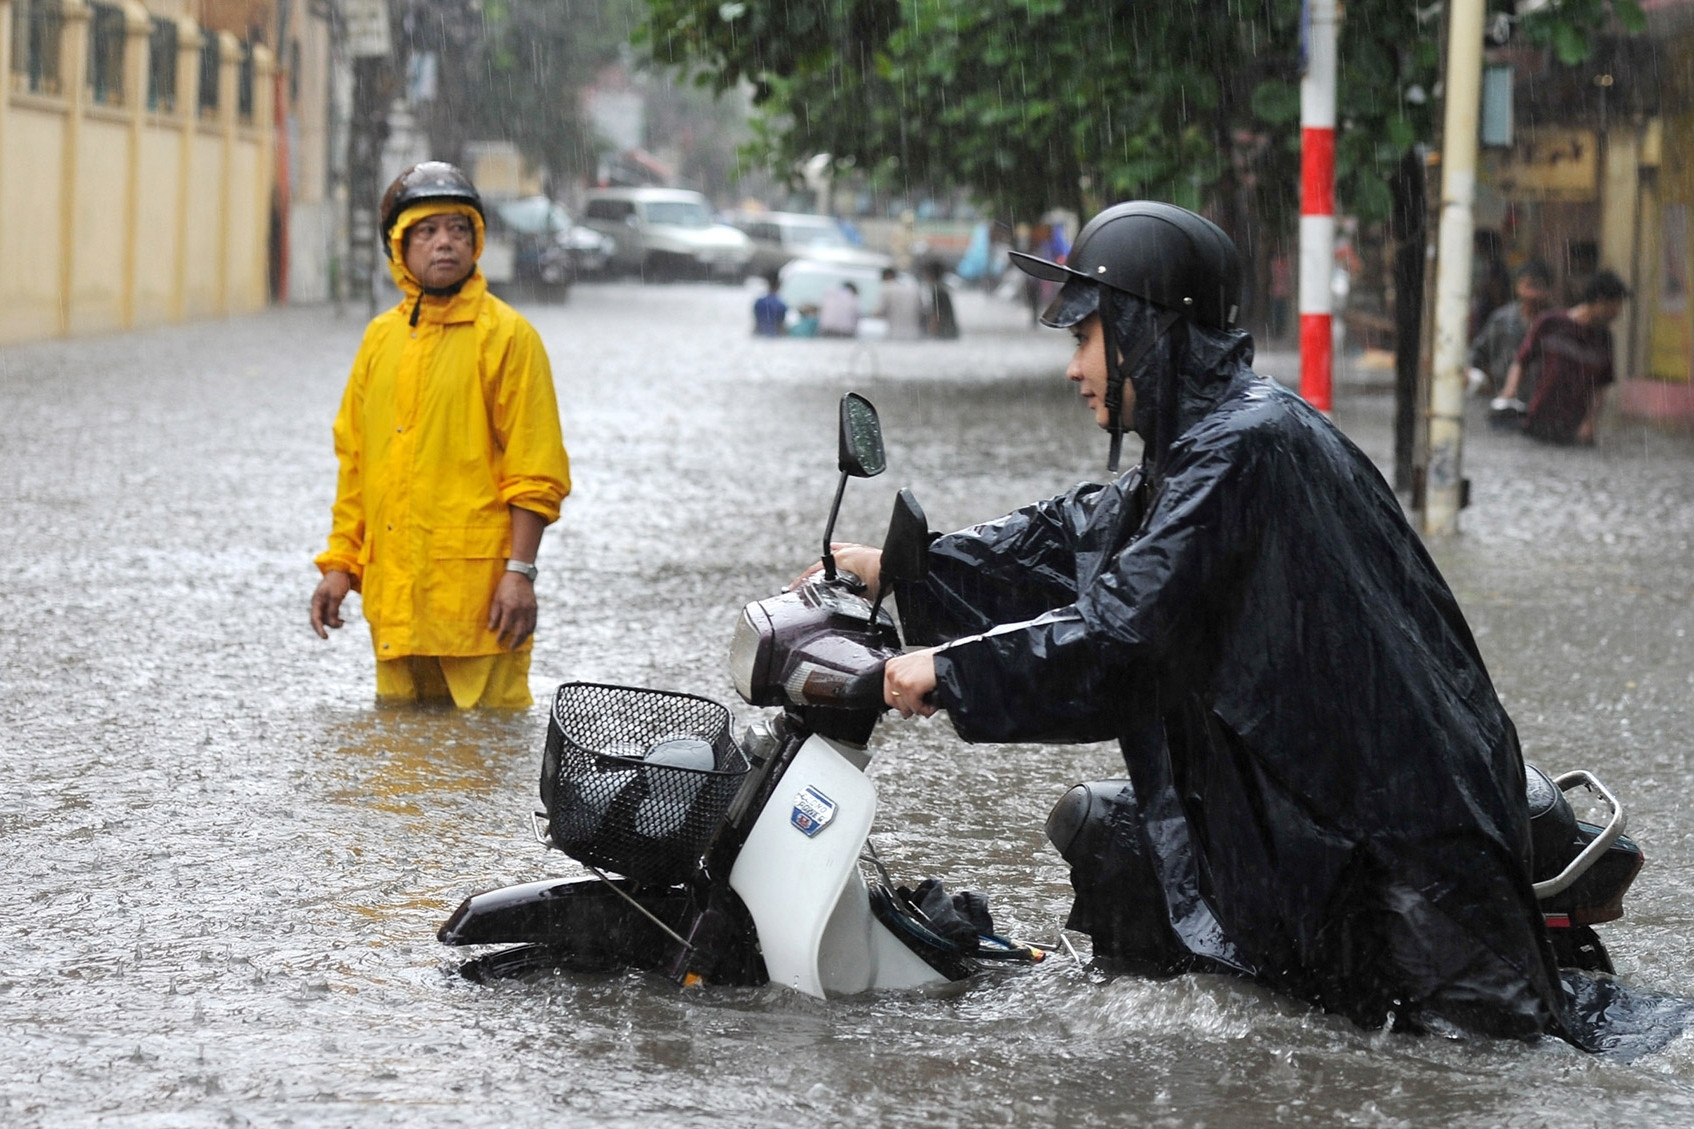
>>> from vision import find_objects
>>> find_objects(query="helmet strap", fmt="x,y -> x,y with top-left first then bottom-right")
1100,289 -> 1125,473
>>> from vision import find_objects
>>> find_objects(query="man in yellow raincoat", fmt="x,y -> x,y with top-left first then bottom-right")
309,162 -> 571,708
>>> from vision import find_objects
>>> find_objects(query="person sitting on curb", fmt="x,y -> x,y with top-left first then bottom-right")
1495,270 -> 1628,446
1469,261 -> 1553,399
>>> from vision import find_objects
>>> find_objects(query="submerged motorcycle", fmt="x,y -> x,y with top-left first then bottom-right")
441,393 -> 1045,993
439,393 -> 1646,994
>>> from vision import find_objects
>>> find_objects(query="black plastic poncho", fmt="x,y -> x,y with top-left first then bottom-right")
895,305 -> 1566,1038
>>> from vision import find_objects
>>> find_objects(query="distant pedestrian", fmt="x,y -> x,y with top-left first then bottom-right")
818,281 -> 860,337
1498,270 -> 1629,447
923,262 -> 958,339
309,162 -> 571,708
1471,261 -> 1553,399
752,272 -> 788,337
790,303 -> 821,337
875,267 -> 924,340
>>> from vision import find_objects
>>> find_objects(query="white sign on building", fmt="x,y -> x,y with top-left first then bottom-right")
344,0 -> 393,59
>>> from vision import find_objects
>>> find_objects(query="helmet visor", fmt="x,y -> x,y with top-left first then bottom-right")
1039,276 -> 1102,329
1009,250 -> 1101,328
1007,249 -> 1069,284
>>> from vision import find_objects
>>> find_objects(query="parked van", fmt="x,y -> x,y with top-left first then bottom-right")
580,188 -> 753,281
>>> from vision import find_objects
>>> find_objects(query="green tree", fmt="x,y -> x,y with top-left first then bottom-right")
641,0 -> 1642,226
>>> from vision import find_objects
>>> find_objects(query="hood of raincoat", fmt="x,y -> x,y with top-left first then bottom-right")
386,201 -> 487,300
1107,289 -> 1254,481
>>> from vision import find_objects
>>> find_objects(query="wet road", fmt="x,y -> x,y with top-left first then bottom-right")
4,281 -> 1694,1126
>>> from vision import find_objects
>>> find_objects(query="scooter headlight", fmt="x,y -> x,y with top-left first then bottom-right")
730,603 -> 774,705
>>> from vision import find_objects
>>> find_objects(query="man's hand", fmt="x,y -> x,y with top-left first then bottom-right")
885,648 -> 940,718
488,571 -> 538,649
311,570 -> 354,639
789,542 -> 883,594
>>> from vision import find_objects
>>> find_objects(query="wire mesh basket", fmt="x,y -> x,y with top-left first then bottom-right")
541,682 -> 748,886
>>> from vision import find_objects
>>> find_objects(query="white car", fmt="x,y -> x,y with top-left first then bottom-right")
581,188 -> 753,282
727,211 -> 892,278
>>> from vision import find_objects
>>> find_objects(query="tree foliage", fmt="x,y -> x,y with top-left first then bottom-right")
641,0 -> 1639,225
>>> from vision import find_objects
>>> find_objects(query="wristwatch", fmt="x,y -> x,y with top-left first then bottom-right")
505,559 -> 539,581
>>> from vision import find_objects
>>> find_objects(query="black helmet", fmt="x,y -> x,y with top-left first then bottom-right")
379,161 -> 483,260
1010,201 -> 1241,331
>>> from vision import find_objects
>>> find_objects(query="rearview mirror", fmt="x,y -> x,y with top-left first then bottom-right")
838,392 -> 886,479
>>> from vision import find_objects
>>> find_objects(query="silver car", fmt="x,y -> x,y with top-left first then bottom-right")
581,188 -> 754,282
728,211 -> 893,278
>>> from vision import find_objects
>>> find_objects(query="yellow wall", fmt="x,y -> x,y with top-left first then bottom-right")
184,128 -> 223,316
134,127 -> 181,323
1649,111 -> 1694,383
72,114 -> 131,334
0,0 -> 275,345
0,104 -> 68,339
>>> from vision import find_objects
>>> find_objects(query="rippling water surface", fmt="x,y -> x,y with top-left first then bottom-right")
4,283 -> 1694,1126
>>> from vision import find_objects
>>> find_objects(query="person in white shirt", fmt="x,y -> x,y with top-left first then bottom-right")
818,281 -> 860,337
875,268 -> 924,340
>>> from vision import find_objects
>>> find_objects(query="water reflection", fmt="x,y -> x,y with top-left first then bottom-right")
322,706 -> 520,817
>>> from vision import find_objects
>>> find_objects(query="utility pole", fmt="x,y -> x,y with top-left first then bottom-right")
1424,0 -> 1487,534
1299,0 -> 1338,412
343,0 -> 395,319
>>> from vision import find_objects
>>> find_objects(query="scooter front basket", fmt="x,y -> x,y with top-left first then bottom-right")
542,682 -> 747,886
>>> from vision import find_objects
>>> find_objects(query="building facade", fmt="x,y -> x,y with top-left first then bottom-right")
1,0 -> 337,345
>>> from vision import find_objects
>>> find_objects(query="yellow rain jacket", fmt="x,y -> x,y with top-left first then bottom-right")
315,203 -> 571,667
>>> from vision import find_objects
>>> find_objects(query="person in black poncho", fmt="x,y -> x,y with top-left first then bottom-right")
828,201 -> 1568,1040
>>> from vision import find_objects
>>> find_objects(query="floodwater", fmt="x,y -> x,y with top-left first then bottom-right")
4,282 -> 1694,1126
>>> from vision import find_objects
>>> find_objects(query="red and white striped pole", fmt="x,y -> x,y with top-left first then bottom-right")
1299,0 -> 1338,412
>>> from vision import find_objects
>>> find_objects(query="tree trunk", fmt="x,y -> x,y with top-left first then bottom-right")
1390,147 -> 1427,495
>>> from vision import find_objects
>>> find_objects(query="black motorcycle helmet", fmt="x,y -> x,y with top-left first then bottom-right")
1011,201 -> 1241,330
1010,202 -> 1242,471
379,161 -> 484,261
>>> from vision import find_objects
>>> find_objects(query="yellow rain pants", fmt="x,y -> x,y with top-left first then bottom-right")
375,652 -> 533,709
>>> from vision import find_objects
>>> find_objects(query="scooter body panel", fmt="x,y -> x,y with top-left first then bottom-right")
730,733 -> 948,997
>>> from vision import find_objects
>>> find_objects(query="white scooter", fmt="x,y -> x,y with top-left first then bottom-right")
438,393 -> 1046,995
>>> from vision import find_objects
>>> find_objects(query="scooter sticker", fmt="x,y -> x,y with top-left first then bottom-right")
791,786 -> 838,838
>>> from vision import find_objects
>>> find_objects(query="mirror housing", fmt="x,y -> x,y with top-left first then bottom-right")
838,392 -> 887,479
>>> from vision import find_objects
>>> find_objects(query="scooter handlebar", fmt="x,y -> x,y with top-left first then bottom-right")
838,662 -> 888,711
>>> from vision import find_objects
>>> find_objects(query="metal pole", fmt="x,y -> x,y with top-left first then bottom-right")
1299,0 -> 1337,412
1424,0 -> 1487,535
